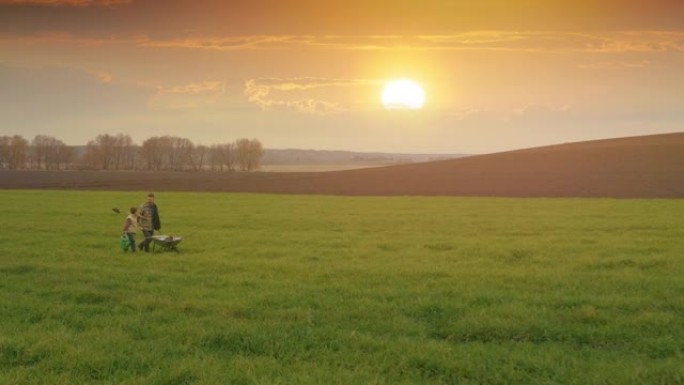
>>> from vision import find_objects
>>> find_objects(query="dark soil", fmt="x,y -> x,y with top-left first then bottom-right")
2,132 -> 683,198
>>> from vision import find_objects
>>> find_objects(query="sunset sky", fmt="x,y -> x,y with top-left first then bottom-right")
1,0 -> 683,154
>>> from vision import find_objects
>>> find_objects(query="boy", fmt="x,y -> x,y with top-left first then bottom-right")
121,207 -> 139,252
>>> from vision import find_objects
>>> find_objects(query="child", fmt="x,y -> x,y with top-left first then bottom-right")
121,207 -> 139,252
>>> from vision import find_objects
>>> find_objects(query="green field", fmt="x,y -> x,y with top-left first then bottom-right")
1,190 -> 683,384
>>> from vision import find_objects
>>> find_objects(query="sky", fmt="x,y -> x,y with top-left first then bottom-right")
1,0 -> 683,154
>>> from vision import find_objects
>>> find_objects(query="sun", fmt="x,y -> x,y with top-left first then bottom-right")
381,79 -> 425,110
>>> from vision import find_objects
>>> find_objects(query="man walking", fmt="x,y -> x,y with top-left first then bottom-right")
138,192 -> 161,252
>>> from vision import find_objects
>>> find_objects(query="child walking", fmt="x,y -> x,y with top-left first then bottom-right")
121,207 -> 139,252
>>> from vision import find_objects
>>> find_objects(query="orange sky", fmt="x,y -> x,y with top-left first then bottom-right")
1,0 -> 683,153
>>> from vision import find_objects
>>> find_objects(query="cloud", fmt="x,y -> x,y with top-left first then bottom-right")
577,60 -> 652,69
133,31 -> 684,53
0,0 -> 132,6
244,77 -> 377,114
415,31 -> 684,53
448,108 -> 487,121
444,104 -> 572,125
3,31 -> 684,53
0,32 -> 121,46
511,103 -> 571,118
156,81 -> 225,95
88,69 -> 114,83
138,35 -> 296,51
150,81 -> 226,110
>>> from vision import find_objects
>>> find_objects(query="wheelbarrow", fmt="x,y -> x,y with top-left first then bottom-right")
150,235 -> 183,252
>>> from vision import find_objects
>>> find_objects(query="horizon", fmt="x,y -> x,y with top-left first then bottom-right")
2,1 -> 684,154
29,130 -> 684,157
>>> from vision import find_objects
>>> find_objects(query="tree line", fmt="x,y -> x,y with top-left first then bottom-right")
0,134 -> 264,172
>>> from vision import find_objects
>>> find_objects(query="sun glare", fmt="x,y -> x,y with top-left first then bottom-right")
381,79 -> 425,110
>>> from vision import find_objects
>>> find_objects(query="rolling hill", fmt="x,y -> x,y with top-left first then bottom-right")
2,132 -> 683,198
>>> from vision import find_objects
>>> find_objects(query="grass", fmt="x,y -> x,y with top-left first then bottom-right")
1,190 -> 683,384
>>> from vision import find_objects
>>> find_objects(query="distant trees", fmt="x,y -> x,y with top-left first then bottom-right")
190,145 -> 209,171
209,143 -> 236,171
83,134 -> 114,170
0,135 -> 29,170
29,135 -> 72,170
0,132 -> 264,172
206,138 -> 263,172
140,136 -> 194,171
82,133 -> 135,170
236,138 -> 264,171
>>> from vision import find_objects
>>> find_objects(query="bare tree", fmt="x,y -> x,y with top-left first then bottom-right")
80,142 -> 100,170
208,144 -> 221,171
30,135 -> 50,169
191,144 -> 209,171
110,133 -> 136,170
235,138 -> 251,171
170,137 -> 194,171
208,143 -> 236,171
248,138 -> 264,171
99,134 -> 116,170
57,144 -> 73,170
0,136 -> 10,169
29,135 -> 69,170
140,136 -> 164,171
79,133 -> 136,170
119,135 -> 138,170
235,138 -> 264,171
2,132 -> 264,172
221,143 -> 236,171
82,134 -> 117,170
0,135 -> 31,169
139,136 -> 194,171
12,136 -> 30,170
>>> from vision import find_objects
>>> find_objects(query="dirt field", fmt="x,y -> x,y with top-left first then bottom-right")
2,132 -> 683,198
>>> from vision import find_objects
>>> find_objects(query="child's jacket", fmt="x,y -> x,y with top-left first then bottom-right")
122,214 -> 139,234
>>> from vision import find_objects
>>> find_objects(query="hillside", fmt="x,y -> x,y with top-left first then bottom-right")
303,132 -> 684,197
261,149 -> 466,166
2,132 -> 683,198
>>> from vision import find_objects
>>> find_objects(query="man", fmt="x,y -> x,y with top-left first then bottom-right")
138,192 -> 161,252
